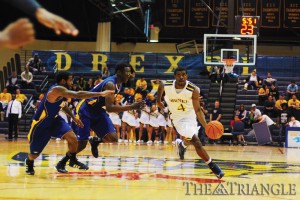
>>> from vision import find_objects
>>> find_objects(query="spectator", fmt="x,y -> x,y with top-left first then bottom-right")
21,66 -> 35,89
257,114 -> 278,136
264,95 -> 276,118
85,78 -> 94,91
6,71 -> 19,93
72,84 -> 79,91
258,84 -> 269,106
288,116 -> 300,127
243,70 -> 262,90
230,115 -> 246,145
6,94 -> 22,140
264,72 -> 277,86
251,104 -> 261,122
26,53 -> 44,74
0,88 -> 12,111
275,94 -> 287,111
102,67 -> 110,79
76,75 -> 86,91
277,103 -> 290,145
235,104 -> 248,125
269,83 -> 279,101
286,80 -> 298,100
291,103 -> 300,121
210,100 -> 222,122
15,89 -> 28,104
288,94 -> 300,108
150,79 -> 160,95
135,77 -> 148,97
94,74 -> 103,86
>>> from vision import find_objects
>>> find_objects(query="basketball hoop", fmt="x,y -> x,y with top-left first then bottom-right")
222,58 -> 237,67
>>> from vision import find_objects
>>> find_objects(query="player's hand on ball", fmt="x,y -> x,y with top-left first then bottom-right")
100,90 -> 115,96
131,101 -> 145,110
73,118 -> 84,128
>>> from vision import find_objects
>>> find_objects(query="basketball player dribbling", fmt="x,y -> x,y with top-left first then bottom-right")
156,67 -> 224,179
25,71 -> 114,175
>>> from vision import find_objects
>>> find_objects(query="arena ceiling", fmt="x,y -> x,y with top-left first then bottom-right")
1,0 -> 300,45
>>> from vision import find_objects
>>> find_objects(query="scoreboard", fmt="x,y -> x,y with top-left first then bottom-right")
235,16 -> 260,35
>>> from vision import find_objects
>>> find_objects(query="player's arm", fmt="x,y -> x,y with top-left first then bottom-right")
47,86 -> 114,102
104,82 -> 144,112
61,104 -> 83,128
156,81 -> 165,109
192,87 -> 207,128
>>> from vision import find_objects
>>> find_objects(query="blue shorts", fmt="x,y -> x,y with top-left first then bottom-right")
28,116 -> 72,154
74,110 -> 115,141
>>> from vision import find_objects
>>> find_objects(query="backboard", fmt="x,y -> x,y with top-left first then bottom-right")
203,34 -> 257,66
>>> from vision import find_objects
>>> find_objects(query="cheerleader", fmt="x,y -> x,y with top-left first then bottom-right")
108,94 -> 123,142
148,104 -> 160,144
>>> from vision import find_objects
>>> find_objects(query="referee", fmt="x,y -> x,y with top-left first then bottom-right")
6,94 -> 22,140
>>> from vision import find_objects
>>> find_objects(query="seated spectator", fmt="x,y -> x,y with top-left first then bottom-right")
251,104 -> 261,122
150,79 -> 160,95
291,103 -> 300,121
264,95 -> 276,118
94,74 -> 103,86
135,77 -> 148,97
230,115 -> 246,145
6,71 -> 19,93
85,78 -> 94,91
20,66 -> 35,89
15,89 -> 28,104
286,80 -> 298,100
26,53 -> 44,74
264,72 -> 277,86
72,84 -> 79,91
288,94 -> 300,108
275,94 -> 287,111
243,70 -> 262,90
258,84 -> 269,106
269,83 -> 279,101
235,104 -> 247,122
102,67 -> 110,79
0,88 -> 12,111
77,75 -> 86,91
288,116 -> 300,127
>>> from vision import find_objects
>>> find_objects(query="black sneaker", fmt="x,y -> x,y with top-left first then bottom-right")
176,140 -> 186,160
208,161 -> 225,179
55,161 -> 68,173
89,137 -> 99,158
69,159 -> 89,170
25,158 -> 35,175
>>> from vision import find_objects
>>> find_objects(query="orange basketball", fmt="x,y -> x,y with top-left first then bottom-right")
205,121 -> 224,139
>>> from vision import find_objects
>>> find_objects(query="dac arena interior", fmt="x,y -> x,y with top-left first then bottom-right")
0,0 -> 300,199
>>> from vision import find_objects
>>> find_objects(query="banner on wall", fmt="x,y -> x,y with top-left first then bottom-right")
261,0 -> 281,28
33,51 -> 203,74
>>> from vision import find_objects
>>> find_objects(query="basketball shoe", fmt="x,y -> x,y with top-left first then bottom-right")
175,139 -> 186,160
69,158 -> 89,170
25,158 -> 35,175
55,161 -> 68,173
208,161 -> 225,179
88,136 -> 99,158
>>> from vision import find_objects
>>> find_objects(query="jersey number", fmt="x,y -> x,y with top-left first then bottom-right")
177,104 -> 186,111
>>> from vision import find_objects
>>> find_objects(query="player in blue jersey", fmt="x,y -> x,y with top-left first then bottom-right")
56,63 -> 144,166
25,71 -> 114,175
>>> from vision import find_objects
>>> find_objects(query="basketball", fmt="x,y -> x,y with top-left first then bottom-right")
205,121 -> 224,139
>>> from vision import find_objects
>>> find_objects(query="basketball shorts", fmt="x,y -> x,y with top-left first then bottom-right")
172,117 -> 199,139
75,110 -> 115,141
28,116 -> 72,154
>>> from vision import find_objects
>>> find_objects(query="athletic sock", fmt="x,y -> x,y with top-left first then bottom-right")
205,158 -> 212,165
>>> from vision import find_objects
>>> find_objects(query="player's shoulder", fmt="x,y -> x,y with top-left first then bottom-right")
186,81 -> 198,92
164,80 -> 174,86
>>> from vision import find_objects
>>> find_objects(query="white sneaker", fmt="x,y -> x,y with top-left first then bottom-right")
133,140 -> 137,143
154,140 -> 158,144
129,140 -> 132,143
164,141 -> 168,144
56,138 -> 61,141
172,141 -> 176,145
124,140 -> 128,143
158,140 -> 162,144
147,140 -> 153,144
137,140 -> 141,143
118,139 -> 123,143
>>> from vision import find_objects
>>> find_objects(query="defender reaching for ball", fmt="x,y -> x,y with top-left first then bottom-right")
157,67 -> 224,179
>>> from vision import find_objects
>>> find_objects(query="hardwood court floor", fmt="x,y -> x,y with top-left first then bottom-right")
0,137 -> 299,200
